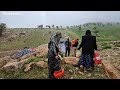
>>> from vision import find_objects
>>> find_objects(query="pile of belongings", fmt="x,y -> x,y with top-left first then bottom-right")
11,47 -> 36,59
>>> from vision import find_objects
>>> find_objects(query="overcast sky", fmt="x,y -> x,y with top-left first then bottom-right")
0,11 -> 120,28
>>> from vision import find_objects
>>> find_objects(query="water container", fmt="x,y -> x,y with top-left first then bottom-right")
94,51 -> 102,65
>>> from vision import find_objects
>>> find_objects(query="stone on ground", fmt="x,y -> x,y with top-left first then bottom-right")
1,62 -> 22,72
0,56 -> 12,68
35,44 -> 48,57
102,60 -> 120,79
63,57 -> 79,65
24,62 -> 36,72
36,61 -> 47,68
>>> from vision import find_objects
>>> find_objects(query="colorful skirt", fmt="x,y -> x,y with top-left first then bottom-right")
78,54 -> 94,69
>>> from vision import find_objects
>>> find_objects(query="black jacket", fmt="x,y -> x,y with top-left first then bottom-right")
78,35 -> 97,55
65,40 -> 71,48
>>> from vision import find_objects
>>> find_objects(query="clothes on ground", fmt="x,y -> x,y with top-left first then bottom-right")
11,48 -> 36,59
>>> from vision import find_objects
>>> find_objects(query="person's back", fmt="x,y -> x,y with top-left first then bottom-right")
65,39 -> 71,48
71,39 -> 78,47
81,35 -> 97,55
74,30 -> 97,72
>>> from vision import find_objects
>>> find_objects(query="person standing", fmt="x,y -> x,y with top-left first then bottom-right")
71,38 -> 79,57
65,37 -> 71,57
48,32 -> 62,79
74,30 -> 97,72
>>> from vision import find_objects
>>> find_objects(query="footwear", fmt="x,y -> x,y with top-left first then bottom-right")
79,67 -> 84,72
73,64 -> 80,67
91,67 -> 95,70
86,68 -> 92,73
84,70 -> 88,73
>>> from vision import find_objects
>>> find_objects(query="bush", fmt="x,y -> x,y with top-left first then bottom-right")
48,31 -> 51,34
0,23 -> 7,37
94,30 -> 99,36
114,44 -> 120,47
101,43 -> 108,46
102,45 -> 112,49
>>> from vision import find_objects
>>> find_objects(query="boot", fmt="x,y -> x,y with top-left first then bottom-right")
91,67 -> 95,70
79,66 -> 84,72
73,64 -> 80,67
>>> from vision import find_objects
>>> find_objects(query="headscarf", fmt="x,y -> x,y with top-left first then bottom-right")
85,30 -> 91,36
48,32 -> 62,55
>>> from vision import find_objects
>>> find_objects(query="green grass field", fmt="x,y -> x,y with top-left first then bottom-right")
0,29 -> 59,51
70,24 -> 120,42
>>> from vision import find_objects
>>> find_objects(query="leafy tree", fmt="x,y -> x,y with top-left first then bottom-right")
0,23 -> 7,37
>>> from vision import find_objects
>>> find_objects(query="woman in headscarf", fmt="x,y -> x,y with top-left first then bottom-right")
74,30 -> 97,72
48,32 -> 62,79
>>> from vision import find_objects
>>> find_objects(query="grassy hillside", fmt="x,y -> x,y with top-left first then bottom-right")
0,28 -> 65,51
70,24 -> 120,42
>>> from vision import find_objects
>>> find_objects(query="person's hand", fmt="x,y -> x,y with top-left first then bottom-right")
97,48 -> 102,51
55,55 -> 59,59
58,52 -> 60,54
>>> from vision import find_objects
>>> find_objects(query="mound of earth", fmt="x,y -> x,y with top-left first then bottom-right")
100,47 -> 120,68
35,44 -> 48,57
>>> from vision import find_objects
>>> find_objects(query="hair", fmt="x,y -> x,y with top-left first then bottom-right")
85,30 -> 91,36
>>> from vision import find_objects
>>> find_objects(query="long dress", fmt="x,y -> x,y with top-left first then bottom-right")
78,35 -> 97,69
48,42 -> 61,79
78,54 -> 94,69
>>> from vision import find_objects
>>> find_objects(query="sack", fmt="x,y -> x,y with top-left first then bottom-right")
94,51 -> 102,65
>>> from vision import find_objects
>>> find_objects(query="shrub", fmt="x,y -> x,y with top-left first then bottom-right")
102,45 -> 112,49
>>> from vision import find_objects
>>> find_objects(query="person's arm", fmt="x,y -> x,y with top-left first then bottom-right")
76,41 -> 78,47
69,41 -> 71,47
78,36 -> 84,50
54,45 -> 60,59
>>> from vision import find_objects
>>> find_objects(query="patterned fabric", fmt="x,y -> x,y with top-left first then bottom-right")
13,48 -> 35,59
78,54 -> 94,69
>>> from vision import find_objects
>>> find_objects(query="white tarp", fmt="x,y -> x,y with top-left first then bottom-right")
59,42 -> 66,53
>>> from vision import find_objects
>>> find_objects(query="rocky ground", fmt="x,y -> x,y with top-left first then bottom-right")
0,40 -> 120,79
0,45 -> 106,79
100,47 -> 120,71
